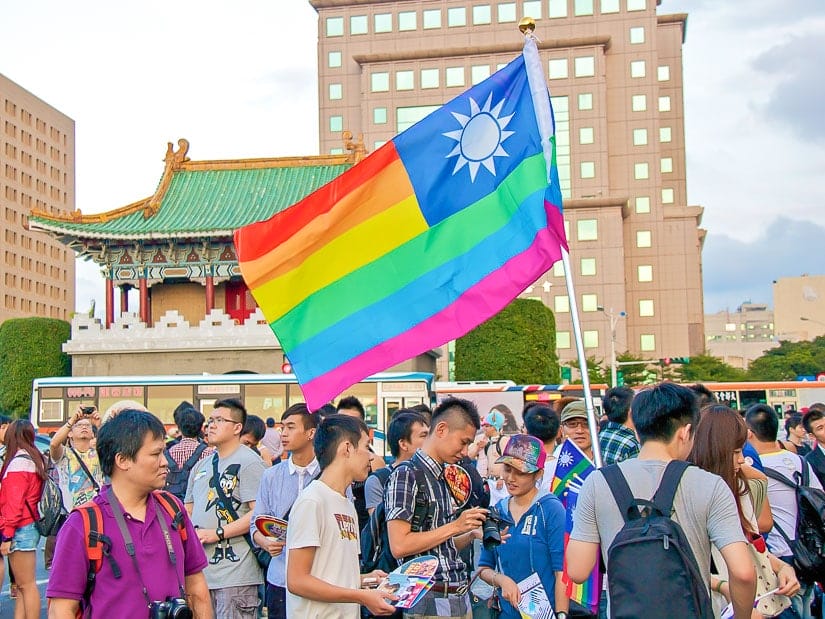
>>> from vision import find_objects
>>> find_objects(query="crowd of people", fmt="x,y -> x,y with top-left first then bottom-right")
0,384 -> 823,619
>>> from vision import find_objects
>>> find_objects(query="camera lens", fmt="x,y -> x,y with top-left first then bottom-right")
481,508 -> 502,550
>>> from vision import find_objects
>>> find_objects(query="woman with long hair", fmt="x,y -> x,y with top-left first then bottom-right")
689,405 -> 799,618
0,419 -> 47,618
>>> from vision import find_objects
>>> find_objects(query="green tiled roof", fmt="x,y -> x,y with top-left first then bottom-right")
29,162 -> 352,240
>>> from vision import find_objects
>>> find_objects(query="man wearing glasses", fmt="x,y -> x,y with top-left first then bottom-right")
185,398 -> 266,618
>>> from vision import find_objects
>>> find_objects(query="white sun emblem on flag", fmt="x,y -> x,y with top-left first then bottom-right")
558,450 -> 574,467
443,92 -> 515,182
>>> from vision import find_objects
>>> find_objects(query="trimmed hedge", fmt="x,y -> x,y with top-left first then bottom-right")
455,298 -> 559,383
0,317 -> 71,418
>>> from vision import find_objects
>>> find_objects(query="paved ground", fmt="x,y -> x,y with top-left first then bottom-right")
0,540 -> 49,618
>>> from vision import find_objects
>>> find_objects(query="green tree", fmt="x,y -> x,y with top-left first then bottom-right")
0,317 -> 71,418
680,354 -> 748,382
566,355 -> 609,385
455,298 -> 559,383
615,351 -> 651,387
747,337 -> 825,381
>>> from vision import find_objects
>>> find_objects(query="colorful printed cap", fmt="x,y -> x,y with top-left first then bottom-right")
495,434 -> 546,473
483,410 -> 506,430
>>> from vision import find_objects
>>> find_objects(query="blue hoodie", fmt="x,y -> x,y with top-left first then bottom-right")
478,491 -> 566,619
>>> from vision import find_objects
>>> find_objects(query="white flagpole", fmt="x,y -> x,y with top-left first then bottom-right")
521,21 -> 603,468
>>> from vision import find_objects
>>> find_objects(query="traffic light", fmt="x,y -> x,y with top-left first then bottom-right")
659,357 -> 690,366
617,371 -> 624,386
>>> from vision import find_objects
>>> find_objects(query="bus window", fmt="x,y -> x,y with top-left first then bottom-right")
739,390 -> 768,410
336,383 -> 378,427
147,385 -> 193,424
98,385 -> 147,418
286,385 -> 306,408
245,384 -> 288,421
40,399 -> 64,424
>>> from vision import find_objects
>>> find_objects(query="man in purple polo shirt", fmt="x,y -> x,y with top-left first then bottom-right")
47,409 -> 212,618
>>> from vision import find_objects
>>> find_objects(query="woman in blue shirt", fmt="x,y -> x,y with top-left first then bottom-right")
476,434 -> 569,619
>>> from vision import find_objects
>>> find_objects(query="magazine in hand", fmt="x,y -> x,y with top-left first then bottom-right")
516,572 -> 555,619
253,514 -> 288,541
377,555 -> 438,609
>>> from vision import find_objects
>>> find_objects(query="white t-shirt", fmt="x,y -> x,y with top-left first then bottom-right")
286,479 -> 361,619
760,449 -> 823,557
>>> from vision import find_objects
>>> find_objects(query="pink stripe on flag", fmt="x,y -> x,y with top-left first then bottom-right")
300,202 -> 567,410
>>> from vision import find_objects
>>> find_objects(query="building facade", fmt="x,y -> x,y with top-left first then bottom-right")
705,302 -> 777,370
310,0 -> 705,365
1,73 -> 75,322
773,274 -> 825,342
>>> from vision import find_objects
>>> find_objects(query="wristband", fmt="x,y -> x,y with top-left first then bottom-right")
714,579 -> 727,594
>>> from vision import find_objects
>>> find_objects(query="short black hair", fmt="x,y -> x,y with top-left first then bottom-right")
242,414 -> 266,442
178,408 -> 205,439
266,417 -> 276,428
336,395 -> 366,419
96,409 -> 166,477
431,397 -> 481,433
745,404 -> 778,442
0,414 -> 12,426
173,400 -> 196,427
316,403 -> 338,418
214,398 -> 247,427
387,410 -> 427,458
314,414 -> 369,470
408,403 -> 432,424
688,384 -> 717,409
282,403 -> 320,430
524,405 -> 560,442
631,383 -> 698,444
804,408 -> 825,433
602,386 -> 634,424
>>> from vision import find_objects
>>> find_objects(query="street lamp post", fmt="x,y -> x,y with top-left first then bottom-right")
598,306 -> 626,387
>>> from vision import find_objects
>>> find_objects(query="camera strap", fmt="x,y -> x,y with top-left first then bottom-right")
69,445 -> 101,493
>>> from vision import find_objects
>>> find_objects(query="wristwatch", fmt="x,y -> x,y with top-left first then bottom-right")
216,526 -> 225,541
556,612 -> 568,619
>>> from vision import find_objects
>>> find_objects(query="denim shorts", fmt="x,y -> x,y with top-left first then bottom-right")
10,522 -> 40,552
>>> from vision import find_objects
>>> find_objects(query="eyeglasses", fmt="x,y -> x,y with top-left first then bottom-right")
206,416 -> 240,426
563,419 -> 589,430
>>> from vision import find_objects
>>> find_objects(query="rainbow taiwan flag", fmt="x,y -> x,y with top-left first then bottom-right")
234,37 -> 567,410
550,439 -> 600,613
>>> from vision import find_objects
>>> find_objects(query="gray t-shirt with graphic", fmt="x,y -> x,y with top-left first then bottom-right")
185,444 -> 266,589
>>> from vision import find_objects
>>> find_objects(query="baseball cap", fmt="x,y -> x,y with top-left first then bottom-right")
560,400 -> 588,424
483,410 -> 505,431
496,434 -> 546,473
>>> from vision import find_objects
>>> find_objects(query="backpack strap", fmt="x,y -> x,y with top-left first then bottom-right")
370,466 -> 393,486
76,501 -> 120,607
764,466 -> 797,489
395,459 -> 431,531
601,464 -> 638,523
651,460 -> 691,516
602,460 -> 690,522
164,449 -> 179,473
152,490 -> 188,542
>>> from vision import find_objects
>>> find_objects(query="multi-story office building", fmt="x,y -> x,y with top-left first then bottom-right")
705,302 -> 777,370
310,0 -> 704,365
773,274 -> 825,342
1,73 -> 75,322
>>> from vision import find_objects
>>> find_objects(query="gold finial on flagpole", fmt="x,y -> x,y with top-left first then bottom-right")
518,17 -> 536,34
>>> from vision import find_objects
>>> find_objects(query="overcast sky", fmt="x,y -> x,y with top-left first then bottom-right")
2,0 -> 823,315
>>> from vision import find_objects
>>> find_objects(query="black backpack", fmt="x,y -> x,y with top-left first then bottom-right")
601,461 -> 713,619
360,460 -> 430,574
163,442 -> 207,500
18,453 -> 69,537
764,459 -> 825,583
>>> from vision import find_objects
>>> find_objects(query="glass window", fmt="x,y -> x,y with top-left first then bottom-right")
574,0 -> 594,16
633,128 -> 647,145
581,257 -> 596,276
577,219 -> 598,240
523,1 -> 542,19
627,0 -> 646,11
446,67 -> 465,87
631,94 -> 646,111
371,72 -> 389,92
639,299 -> 654,317
396,105 -> 440,132
662,188 -> 674,203
473,5 -> 492,24
554,295 -> 570,313
630,26 -> 645,44
574,56 -> 595,77
498,3 -> 517,22
471,65 -> 490,84
326,16 -> 344,36
635,196 -> 650,213
329,115 -> 343,132
553,260 -> 565,277
448,7 -> 467,26
553,95 -> 571,199
580,127 -> 594,144
399,11 -> 417,31
638,264 -> 653,282
661,157 -> 673,173
634,162 -> 649,179
658,96 -> 671,112
601,0 -> 620,13
578,93 -> 593,110
329,83 -> 342,100
148,385 -> 192,424
556,331 -> 571,349
421,68 -> 439,89
548,58 -> 568,79
630,60 -> 646,78
245,384 -> 288,422
373,107 -> 387,124
660,127 -> 672,142
584,330 -> 599,349
330,147 -> 344,155
423,9 -> 442,28
582,293 -> 598,312
658,65 -> 670,81
640,334 -> 656,352
396,70 -> 414,91
548,0 -> 567,17
636,230 -> 652,248
374,141 -> 386,150
350,15 -> 368,35
374,13 -> 392,32
580,161 -> 595,178
328,51 -> 342,68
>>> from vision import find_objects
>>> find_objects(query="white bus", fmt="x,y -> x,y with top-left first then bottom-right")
31,372 -> 434,457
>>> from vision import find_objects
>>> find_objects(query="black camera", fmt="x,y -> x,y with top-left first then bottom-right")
81,406 -> 95,414
149,597 -> 192,619
481,505 -> 505,551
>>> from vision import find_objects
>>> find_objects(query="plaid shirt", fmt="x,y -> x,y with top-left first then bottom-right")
385,449 -> 465,586
598,422 -> 640,465
168,437 -> 214,468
